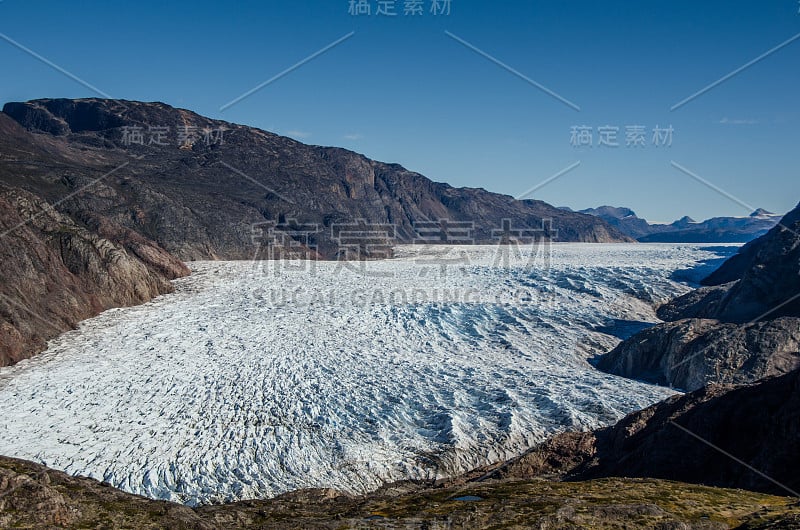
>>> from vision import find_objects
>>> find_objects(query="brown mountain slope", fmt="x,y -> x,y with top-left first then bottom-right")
1,98 -> 630,262
489,368 -> 800,499
0,184 -> 188,366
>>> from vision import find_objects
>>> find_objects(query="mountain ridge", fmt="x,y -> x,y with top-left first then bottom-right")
578,204 -> 782,242
1,98 -> 631,261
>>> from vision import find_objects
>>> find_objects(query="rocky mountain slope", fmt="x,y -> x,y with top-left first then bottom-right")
488,368 -> 800,502
702,205 -> 800,288
2,454 -> 798,529
596,201 -> 800,390
1,99 -> 630,263
0,184 -> 188,366
577,205 -> 782,243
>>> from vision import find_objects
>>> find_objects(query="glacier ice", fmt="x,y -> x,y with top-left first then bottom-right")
0,243 -> 736,505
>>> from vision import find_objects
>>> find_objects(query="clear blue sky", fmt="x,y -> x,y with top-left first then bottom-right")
1,0 -> 798,222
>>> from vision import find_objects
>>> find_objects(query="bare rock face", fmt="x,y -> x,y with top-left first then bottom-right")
596,202 -> 800,391
0,471 -> 76,527
703,204 -> 800,288
596,317 -> 800,390
0,185 -> 188,366
711,218 -> 800,324
494,368 -> 800,498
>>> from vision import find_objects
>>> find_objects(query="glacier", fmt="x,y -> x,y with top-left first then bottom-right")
0,243 -> 737,505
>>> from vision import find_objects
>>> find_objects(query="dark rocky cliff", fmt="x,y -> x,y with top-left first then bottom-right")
492,368 -> 800,500
596,202 -> 800,391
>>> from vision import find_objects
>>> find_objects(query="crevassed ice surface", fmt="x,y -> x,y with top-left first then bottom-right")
0,244 -> 737,505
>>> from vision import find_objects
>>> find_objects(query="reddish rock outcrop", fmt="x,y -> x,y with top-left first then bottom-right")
0,185 -> 188,366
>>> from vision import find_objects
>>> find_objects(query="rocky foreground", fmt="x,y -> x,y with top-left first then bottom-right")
2,454 -> 800,529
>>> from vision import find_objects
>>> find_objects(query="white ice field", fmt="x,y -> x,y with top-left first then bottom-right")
0,244 -> 737,505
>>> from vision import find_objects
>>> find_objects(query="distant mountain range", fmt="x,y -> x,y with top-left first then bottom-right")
563,205 -> 783,242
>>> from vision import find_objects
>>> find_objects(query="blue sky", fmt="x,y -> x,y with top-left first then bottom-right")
1,0 -> 798,222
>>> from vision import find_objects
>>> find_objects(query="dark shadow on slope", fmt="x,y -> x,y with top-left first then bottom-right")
592,319 -> 655,341
669,246 -> 741,286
